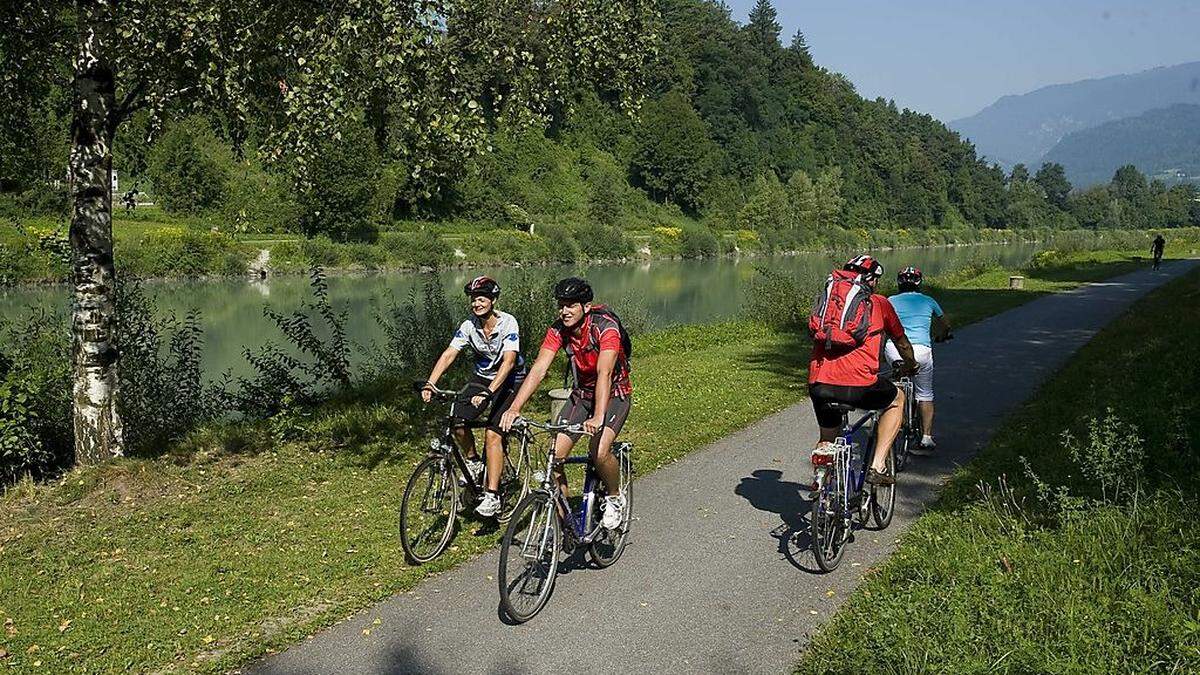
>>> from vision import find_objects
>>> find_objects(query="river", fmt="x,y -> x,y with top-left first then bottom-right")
0,243 -> 1039,379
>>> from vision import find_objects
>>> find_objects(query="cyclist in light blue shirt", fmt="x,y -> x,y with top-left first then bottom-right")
884,267 -> 950,455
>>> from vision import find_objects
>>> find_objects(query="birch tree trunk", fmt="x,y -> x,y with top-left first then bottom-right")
69,2 -> 124,465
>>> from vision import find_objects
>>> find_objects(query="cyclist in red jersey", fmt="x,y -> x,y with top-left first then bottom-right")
500,277 -> 631,529
809,255 -> 917,486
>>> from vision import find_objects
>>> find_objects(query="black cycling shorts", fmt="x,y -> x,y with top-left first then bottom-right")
554,391 -> 631,441
449,373 -> 521,433
809,379 -> 899,429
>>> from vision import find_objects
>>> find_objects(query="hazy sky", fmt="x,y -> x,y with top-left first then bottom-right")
724,0 -> 1200,121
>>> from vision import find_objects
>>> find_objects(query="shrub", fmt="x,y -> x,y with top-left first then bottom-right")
346,242 -> 388,270
147,116 -> 234,214
461,230 -> 550,264
122,227 -> 252,278
680,223 -> 718,258
298,122 -> 380,242
0,310 -> 71,484
298,236 -> 348,268
540,224 -> 581,264
222,158 -> 302,233
379,230 -> 452,268
741,265 -> 819,328
116,281 -> 224,454
576,222 -> 632,261
359,274 -> 456,382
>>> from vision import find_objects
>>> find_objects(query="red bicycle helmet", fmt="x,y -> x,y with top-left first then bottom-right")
464,275 -> 501,299
843,254 -> 884,281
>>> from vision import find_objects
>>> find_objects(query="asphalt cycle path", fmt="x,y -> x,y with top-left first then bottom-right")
248,260 -> 1197,675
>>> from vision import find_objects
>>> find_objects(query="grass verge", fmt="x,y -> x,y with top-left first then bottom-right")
798,265 -> 1200,673
0,253 -> 1173,672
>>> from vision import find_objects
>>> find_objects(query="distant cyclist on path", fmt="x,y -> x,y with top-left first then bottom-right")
500,277 -> 633,530
884,266 -> 950,455
808,255 -> 917,486
1152,234 -> 1165,270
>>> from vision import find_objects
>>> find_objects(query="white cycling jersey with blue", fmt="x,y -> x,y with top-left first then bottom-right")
449,310 -> 525,380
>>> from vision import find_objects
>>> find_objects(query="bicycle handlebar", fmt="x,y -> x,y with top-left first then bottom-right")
511,417 -> 591,436
413,380 -> 457,401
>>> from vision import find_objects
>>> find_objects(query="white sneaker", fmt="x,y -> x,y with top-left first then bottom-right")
464,459 -> 485,484
475,492 -> 501,517
911,436 -> 936,456
601,494 -> 627,530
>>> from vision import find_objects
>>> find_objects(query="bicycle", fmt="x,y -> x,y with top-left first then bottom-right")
809,403 -> 898,572
497,418 -> 633,623
889,362 -> 919,473
887,332 -> 952,471
398,382 -> 534,564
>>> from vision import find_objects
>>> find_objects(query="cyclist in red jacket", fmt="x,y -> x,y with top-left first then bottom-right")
809,255 -> 917,485
501,277 -> 632,530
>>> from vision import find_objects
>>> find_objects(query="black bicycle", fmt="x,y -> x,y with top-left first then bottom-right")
497,418 -> 633,623
398,382 -> 534,564
889,361 -> 920,473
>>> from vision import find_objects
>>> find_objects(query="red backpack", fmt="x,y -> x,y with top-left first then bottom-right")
809,270 -> 876,352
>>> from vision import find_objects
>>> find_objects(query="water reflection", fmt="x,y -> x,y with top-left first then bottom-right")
0,243 -> 1038,379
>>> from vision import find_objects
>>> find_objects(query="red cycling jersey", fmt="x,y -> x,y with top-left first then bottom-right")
808,294 -> 906,387
540,311 -> 633,399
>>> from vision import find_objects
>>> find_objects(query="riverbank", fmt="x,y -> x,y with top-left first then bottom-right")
799,266 -> 1200,672
4,205 -> 1154,287
0,251 -> 1182,672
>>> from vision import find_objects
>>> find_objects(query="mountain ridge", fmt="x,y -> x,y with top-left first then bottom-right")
1043,103 -> 1200,187
949,61 -> 1200,168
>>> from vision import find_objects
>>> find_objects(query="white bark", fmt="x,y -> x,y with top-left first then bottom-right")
70,3 -> 124,465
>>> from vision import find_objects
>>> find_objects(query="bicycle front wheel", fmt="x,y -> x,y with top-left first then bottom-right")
811,469 -> 847,572
399,455 -> 459,564
498,492 -> 560,623
589,445 -> 633,568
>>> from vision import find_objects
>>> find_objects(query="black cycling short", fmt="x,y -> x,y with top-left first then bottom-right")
809,378 -> 899,429
449,373 -> 521,433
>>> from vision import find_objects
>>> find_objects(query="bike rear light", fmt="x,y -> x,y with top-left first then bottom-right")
429,438 -> 441,451
811,450 -> 836,466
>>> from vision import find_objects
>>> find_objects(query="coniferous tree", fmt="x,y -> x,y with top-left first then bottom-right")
745,0 -> 782,49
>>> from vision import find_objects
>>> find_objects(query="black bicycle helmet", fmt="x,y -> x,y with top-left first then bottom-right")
553,276 -> 593,304
843,254 -> 884,281
897,266 -> 923,289
464,275 -> 500,299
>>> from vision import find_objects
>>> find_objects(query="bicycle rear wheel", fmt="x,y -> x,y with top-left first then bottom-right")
589,443 -> 633,568
811,468 -> 847,572
399,455 -> 459,564
498,492 -> 560,623
870,445 -> 897,529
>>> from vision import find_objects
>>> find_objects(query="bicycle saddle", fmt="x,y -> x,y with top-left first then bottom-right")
822,402 -> 856,413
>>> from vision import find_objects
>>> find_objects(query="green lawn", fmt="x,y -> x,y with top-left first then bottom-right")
0,253 -> 1175,673
798,266 -> 1200,673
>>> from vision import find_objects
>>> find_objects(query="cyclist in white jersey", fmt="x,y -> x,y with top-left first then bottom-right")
421,276 -> 526,517
884,267 -> 950,455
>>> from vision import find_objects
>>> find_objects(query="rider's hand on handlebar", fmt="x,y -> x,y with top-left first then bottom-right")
420,384 -> 433,404
499,408 -> 522,432
582,416 -> 602,435
900,359 -> 918,376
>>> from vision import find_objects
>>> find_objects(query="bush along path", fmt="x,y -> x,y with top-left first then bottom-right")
0,254 -> 1181,673
243,260 -> 1197,674
800,264 -> 1200,673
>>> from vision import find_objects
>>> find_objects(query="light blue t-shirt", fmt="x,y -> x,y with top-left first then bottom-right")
887,292 -> 944,347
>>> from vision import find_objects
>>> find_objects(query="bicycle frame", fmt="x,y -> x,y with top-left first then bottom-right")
815,409 -> 877,527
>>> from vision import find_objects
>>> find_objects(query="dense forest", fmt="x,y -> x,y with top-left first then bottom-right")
3,0 -> 1198,254
1043,104 -> 1200,188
